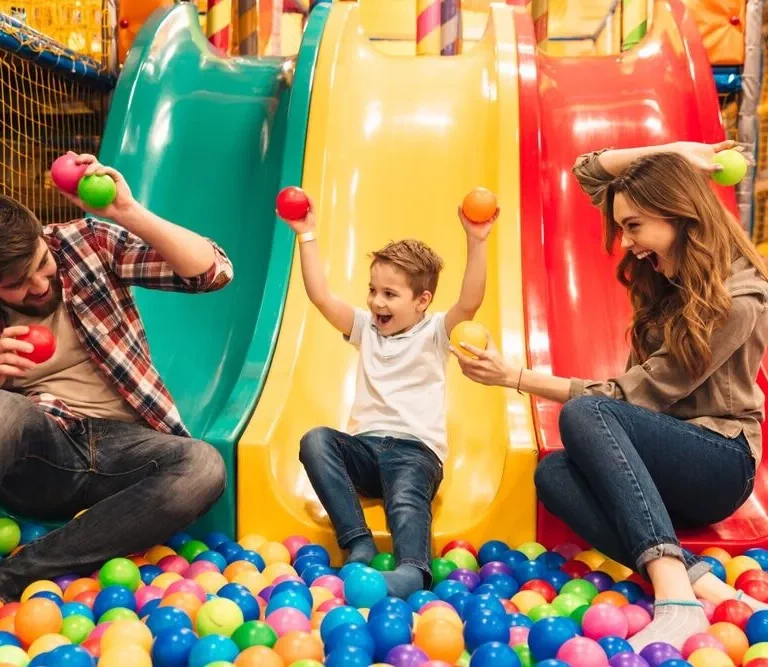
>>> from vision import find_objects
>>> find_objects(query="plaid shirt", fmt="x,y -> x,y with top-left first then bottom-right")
0,218 -> 234,437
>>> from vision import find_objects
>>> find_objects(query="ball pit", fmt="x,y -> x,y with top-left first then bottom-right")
0,519 -> 765,665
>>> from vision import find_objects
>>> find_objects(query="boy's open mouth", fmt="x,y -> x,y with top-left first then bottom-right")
376,313 -> 392,326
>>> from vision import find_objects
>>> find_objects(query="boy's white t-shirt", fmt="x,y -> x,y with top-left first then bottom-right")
345,307 -> 451,462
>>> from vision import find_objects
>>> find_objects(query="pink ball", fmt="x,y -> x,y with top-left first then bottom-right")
420,601 -> 454,614
283,535 -> 310,560
135,585 -> 163,611
553,543 -> 583,560
700,598 -> 716,621
556,636 -> 610,667
158,555 -> 189,575
582,603 -> 629,640
622,603 -> 652,637
509,626 -> 530,646
164,579 -> 206,603
50,154 -> 87,194
265,607 -> 311,637
88,622 -> 113,643
185,561 -> 220,579
681,632 -> 726,659
317,598 -> 346,613
313,575 -> 344,599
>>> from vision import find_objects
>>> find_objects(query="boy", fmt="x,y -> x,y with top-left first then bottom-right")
280,197 -> 496,598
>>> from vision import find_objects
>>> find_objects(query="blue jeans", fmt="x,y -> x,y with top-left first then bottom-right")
0,391 -> 226,599
299,427 -> 443,581
535,396 -> 755,581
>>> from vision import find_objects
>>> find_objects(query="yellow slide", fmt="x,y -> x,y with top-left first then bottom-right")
238,3 -> 538,562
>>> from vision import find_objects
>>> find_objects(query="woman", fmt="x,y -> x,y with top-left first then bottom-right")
452,140 -> 768,650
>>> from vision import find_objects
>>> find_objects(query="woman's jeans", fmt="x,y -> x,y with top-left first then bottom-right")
535,396 -> 755,581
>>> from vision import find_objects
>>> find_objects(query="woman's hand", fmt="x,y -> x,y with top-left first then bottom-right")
671,140 -> 753,173
450,336 -> 517,387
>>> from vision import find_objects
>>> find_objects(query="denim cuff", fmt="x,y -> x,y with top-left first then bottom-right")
687,560 -> 712,584
636,541 -> 686,575
337,527 -> 373,550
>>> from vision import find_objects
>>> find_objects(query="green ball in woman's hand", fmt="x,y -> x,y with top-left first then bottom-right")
78,173 -> 117,208
712,149 -> 748,187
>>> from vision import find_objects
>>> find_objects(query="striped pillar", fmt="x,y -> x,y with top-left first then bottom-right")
207,0 -> 232,52
530,0 -> 548,48
441,0 -> 462,56
239,0 -> 258,55
417,0 -> 441,55
621,0 -> 647,51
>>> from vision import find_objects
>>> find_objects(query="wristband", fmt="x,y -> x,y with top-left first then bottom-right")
298,231 -> 317,244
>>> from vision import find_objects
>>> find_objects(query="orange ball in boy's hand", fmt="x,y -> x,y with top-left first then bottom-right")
461,187 -> 498,223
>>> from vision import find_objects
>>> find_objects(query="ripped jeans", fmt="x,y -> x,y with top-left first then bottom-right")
535,396 -> 755,582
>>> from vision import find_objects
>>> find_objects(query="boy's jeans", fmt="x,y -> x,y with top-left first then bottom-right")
299,427 -> 443,583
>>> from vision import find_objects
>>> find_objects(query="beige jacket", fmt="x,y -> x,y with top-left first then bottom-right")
572,151 -> 768,464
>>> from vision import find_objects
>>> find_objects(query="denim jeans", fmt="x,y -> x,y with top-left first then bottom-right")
535,396 -> 756,581
299,427 -> 443,582
0,391 -> 226,600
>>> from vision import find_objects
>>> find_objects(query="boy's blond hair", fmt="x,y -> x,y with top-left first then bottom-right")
370,239 -> 444,297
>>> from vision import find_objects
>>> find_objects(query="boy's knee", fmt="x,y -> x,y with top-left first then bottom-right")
299,427 -> 335,464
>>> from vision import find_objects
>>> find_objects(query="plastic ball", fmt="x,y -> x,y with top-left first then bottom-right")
639,642 -> 682,666
461,187 -> 497,223
50,154 -> 88,194
77,174 -> 117,209
276,186 -> 310,221
681,631 -> 726,659
0,520 -> 22,557
469,641 -> 521,666
15,597 -> 63,645
712,149 -> 748,187
583,603 -> 629,640
556,636 -> 609,666
99,558 -> 141,592
528,616 -> 580,662
687,647 -> 734,666
413,617 -> 464,663
151,626 -> 197,666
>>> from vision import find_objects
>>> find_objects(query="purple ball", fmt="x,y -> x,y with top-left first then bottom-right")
386,644 -> 430,667
479,561 -> 513,580
639,642 -> 681,667
635,597 -> 655,618
609,653 -> 650,667
258,585 -> 274,602
583,570 -> 614,592
53,574 -> 79,592
447,568 -> 481,591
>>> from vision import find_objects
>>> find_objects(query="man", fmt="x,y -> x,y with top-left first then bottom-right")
0,153 -> 232,600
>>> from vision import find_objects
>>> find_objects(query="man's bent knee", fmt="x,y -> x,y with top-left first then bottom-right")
299,427 -> 335,465
0,391 -> 45,442
174,440 -> 226,512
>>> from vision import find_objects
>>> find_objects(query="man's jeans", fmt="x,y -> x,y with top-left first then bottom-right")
0,391 -> 226,599
535,396 -> 756,581
299,427 -> 443,583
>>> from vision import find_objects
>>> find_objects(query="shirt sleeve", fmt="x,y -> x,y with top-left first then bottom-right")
572,149 -> 614,207
90,219 -> 234,293
344,308 -> 370,348
570,295 -> 767,410
431,312 -> 450,356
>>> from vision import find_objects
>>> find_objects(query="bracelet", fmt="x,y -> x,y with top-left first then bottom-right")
516,368 -> 524,394
298,231 -> 317,244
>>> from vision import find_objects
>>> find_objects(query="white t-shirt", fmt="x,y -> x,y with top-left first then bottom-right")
345,308 -> 450,462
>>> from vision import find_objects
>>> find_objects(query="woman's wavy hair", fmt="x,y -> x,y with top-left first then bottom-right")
603,151 -> 767,378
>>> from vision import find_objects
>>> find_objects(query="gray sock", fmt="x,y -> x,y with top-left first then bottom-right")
345,535 -> 377,565
628,600 -> 709,651
382,564 -> 424,599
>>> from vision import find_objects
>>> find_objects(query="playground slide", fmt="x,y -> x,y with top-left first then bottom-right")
237,3 -> 539,560
514,0 -> 768,552
96,2 -> 326,537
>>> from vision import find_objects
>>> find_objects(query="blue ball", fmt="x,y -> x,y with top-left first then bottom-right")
344,567 -> 388,608
187,634 -> 239,667
537,551 -> 567,570
513,559 -> 546,584
295,544 -> 331,565
217,583 -> 260,622
239,550 -> 265,570
93,585 -> 136,621
473,583 -> 503,598
293,554 -> 325,575
599,635 -> 633,658
19,522 -> 46,545
47,644 -> 95,667
146,606 -> 194,637
325,645 -> 371,667
301,563 -> 333,585
368,597 -> 413,626
338,562 -> 367,581
140,598 -> 162,618
478,540 -> 509,565
482,574 -> 518,599
702,556 -> 727,582
432,579 -> 468,600
366,613 -> 412,662
0,631 -> 21,647
745,548 -> 768,571
499,549 -> 529,569
536,661 -> 570,667
30,590 -> 63,606
320,605 -> 366,642
166,532 -> 192,551
151,627 -> 197,667
61,602 -> 94,621
507,612 -> 534,629
746,609 -> 768,644
464,609 -> 510,652
470,641 -> 522,667
272,580 -> 313,607
527,616 -> 580,662
658,661 -> 693,667
139,564 -> 164,586
325,623 -> 375,657
203,531 -> 230,550
266,591 -> 312,618
192,550 -> 227,571
611,580 -> 644,603
214,540 -> 245,564
447,591 -> 473,618
542,569 -> 571,592
464,593 -> 506,618
406,589 -> 437,612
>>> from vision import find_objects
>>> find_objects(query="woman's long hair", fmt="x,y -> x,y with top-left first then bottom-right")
603,152 -> 768,378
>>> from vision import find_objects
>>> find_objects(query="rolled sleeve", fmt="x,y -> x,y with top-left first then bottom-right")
572,149 -> 614,207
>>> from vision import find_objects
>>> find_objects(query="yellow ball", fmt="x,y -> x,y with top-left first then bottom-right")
262,563 -> 297,584
597,559 -> 634,581
239,534 -> 268,551
21,580 -> 63,603
144,545 -> 176,564
258,541 -> 291,566
701,547 -> 732,564
232,570 -> 268,597
418,606 -> 462,630
450,321 -> 488,358
101,620 -> 153,653
510,590 -> 547,614
151,572 -> 183,591
310,586 -> 334,610
27,633 -> 70,657
195,571 -> 229,595
574,550 -> 605,570
99,645 -> 152,667
688,647 -> 735,667
725,555 -> 761,586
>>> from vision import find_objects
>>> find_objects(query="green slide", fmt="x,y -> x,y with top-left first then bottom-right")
95,2 -> 330,538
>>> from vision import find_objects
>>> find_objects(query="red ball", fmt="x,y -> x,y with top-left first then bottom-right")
119,18 -> 129,29
441,540 -> 478,558
276,186 -> 310,221
736,569 -> 768,590
0,602 -> 19,619
711,599 -> 753,630
73,590 -> 97,609
50,154 -> 87,195
746,660 -> 768,667
17,324 -> 56,364
561,559 -> 591,578
741,578 -> 768,602
521,579 -> 557,603
81,637 -> 101,658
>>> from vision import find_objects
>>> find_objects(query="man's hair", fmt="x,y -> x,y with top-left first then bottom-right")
370,239 -> 444,297
0,196 -> 42,282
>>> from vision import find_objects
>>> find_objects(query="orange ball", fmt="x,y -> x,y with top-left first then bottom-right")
273,630 -> 323,663
708,622 -> 749,666
14,598 -> 63,646
101,620 -> 154,653
701,547 -> 732,564
235,645 -> 284,666
99,645 -> 152,667
461,187 -> 497,223
224,561 -> 258,581
160,592 -> 203,623
414,617 -> 465,663
592,591 -> 629,607
63,578 -> 100,603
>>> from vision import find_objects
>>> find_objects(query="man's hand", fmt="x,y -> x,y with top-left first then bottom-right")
0,326 -> 37,384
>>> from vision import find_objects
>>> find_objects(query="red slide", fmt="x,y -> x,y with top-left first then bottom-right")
513,0 -> 768,554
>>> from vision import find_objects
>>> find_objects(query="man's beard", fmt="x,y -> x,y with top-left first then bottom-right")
2,277 -> 63,318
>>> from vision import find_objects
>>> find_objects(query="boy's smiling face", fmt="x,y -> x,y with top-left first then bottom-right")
367,261 -> 432,336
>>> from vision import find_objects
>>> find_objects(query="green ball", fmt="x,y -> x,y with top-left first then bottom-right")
61,614 -> 95,644
559,578 -> 599,602
99,557 -> 141,592
77,174 -> 117,209
430,557 -> 457,584
196,598 -> 244,637
290,662 -> 323,667
0,518 -> 21,555
443,547 -> 478,571
552,592 -> 589,616
517,541 -> 547,560
745,642 -> 768,663
370,552 -> 396,572
0,645 -> 28,666
456,650 -> 471,667
528,603 -> 561,622
99,607 -> 138,624
179,539 -> 209,562
231,620 -> 277,650
570,604 -> 590,626
513,643 -> 534,667
712,149 -> 748,186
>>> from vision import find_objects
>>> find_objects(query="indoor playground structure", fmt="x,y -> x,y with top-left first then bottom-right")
2,0 -> 768,665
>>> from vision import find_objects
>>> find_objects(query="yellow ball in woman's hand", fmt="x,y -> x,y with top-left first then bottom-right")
450,321 -> 488,358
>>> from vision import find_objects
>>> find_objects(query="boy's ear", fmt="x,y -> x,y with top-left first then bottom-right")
416,290 -> 433,312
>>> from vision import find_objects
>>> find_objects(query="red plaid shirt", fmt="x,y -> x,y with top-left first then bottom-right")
0,218 -> 234,437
